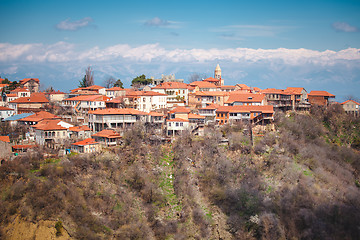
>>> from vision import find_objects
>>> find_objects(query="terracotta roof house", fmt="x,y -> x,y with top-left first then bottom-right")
308,91 -> 335,106
18,111 -> 60,125
166,118 -> 190,136
105,87 -> 131,98
260,88 -> 294,111
8,93 -> 49,114
71,138 -> 101,153
198,104 -> 220,122
88,108 -> 148,132
124,91 -> 167,112
189,91 -> 230,107
62,95 -> 110,113
225,93 -> 266,106
341,100 -> 359,116
169,106 -> 191,120
215,105 -> 274,125
189,81 -> 219,92
32,119 -> 73,147
148,111 -> 165,125
12,144 -> 36,153
218,85 -> 236,92
68,125 -> 92,139
19,78 -> 40,93
152,82 -> 195,107
10,87 -> 30,98
92,129 -> 121,147
45,90 -> 67,102
70,85 -> 107,95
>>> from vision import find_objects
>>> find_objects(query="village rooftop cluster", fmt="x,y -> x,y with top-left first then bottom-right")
0,65 -> 358,159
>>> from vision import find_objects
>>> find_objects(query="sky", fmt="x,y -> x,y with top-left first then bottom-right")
0,0 -> 360,100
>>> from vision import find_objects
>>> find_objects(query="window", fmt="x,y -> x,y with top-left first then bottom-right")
176,122 -> 179,127
168,122 -> 171,127
180,122 -> 183,126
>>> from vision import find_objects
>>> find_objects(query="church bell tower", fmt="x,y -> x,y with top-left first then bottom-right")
214,64 -> 223,86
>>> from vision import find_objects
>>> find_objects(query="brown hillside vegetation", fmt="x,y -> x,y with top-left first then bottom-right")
0,105 -> 360,239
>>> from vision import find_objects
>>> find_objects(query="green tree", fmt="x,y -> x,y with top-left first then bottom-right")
78,75 -> 87,88
114,79 -> 124,89
1,78 -> 11,84
131,74 -> 152,87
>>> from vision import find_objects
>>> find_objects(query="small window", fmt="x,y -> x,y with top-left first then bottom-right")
176,122 -> 179,127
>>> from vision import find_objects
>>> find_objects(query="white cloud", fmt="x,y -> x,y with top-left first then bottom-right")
144,17 -> 169,27
0,42 -> 359,66
143,17 -> 181,29
332,22 -> 359,33
56,17 -> 93,31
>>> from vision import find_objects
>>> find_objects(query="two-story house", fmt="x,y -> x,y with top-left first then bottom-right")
88,108 -> 148,132
19,78 -> 40,93
62,95 -> 110,113
341,100 -> 359,116
124,91 -> 167,112
152,82 -> 194,107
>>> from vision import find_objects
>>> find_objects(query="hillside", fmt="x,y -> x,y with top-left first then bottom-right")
0,105 -> 359,240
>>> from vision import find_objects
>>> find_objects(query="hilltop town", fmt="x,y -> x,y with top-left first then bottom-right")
0,66 -> 359,239
0,65 -> 358,159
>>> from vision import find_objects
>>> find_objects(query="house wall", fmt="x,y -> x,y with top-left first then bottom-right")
308,96 -> 327,106
0,110 -> 15,120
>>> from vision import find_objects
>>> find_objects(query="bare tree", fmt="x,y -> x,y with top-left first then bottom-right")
103,76 -> 116,88
85,66 -> 94,87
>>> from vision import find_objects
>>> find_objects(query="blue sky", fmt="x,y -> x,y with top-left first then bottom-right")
1,0 -> 360,100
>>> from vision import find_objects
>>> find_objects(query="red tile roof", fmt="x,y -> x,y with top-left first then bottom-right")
149,111 -> 165,117
190,81 -> 218,89
106,87 -> 125,91
33,120 -> 68,131
217,105 -> 274,114
12,144 -> 36,150
261,88 -> 293,95
11,87 -> 30,93
308,91 -> 335,97
9,93 -> 49,103
225,93 -> 265,104
72,138 -> 99,146
88,108 -> 148,115
0,106 -> 14,111
188,113 -> 206,119
0,136 -> 10,143
167,118 -> 189,122
18,111 -> 60,122
219,85 -> 236,89
286,87 -> 306,95
64,95 -> 110,102
192,91 -> 229,96
152,82 -> 194,90
199,104 -> 220,110
92,129 -> 121,138
126,91 -> 167,97
169,106 -> 191,114
6,93 -> 17,97
341,100 -> 360,105
69,125 -> 91,132
19,78 -> 39,84
203,77 -> 220,82
235,84 -> 251,90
